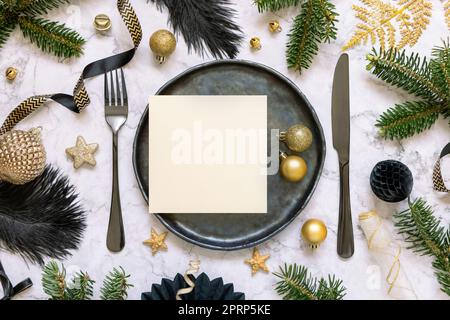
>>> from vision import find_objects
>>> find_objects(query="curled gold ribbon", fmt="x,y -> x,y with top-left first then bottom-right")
176,260 -> 200,300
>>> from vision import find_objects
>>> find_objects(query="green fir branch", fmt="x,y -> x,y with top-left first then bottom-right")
42,261 -> 67,300
100,267 -> 133,300
376,100 -> 444,140
66,271 -> 95,300
0,21 -> 15,47
18,16 -> 84,58
273,264 -> 346,300
22,0 -> 69,16
253,0 -> 303,12
366,47 -> 445,102
395,198 -> 450,296
286,0 -> 337,73
430,40 -> 450,103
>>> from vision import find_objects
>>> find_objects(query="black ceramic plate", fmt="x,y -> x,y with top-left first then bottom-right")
133,60 -> 325,250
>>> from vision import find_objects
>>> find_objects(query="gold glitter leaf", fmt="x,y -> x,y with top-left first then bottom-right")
343,0 -> 433,51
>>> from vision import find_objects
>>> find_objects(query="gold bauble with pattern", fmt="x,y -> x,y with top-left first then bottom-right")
301,219 -> 327,248
149,29 -> 177,64
0,128 -> 46,185
280,124 -> 313,153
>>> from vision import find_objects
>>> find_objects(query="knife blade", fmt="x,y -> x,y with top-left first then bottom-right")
332,53 -> 354,258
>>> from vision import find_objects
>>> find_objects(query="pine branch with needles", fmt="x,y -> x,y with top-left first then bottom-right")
367,40 -> 450,139
0,0 -> 84,58
100,267 -> 133,300
274,264 -> 346,300
395,198 -> 450,296
253,0 -> 304,12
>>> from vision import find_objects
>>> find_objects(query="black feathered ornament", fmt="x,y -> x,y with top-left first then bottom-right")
148,0 -> 243,59
0,165 -> 86,265
141,273 -> 245,300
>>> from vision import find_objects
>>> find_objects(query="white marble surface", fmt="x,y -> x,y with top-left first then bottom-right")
1,0 -> 449,300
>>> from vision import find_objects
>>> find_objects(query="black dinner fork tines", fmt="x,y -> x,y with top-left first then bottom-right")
104,68 -> 128,252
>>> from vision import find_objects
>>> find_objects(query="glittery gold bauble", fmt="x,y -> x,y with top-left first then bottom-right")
149,29 -> 177,64
280,124 -> 313,153
250,37 -> 261,50
5,67 -> 18,81
94,14 -> 112,32
279,152 -> 307,182
268,20 -> 282,32
301,219 -> 327,248
0,128 -> 46,185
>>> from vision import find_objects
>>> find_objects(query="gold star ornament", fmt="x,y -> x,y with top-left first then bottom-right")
245,248 -> 270,275
65,136 -> 99,169
143,228 -> 168,255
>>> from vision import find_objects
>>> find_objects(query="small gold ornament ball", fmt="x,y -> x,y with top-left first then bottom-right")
268,20 -> 282,32
280,124 -> 313,153
5,67 -> 18,81
279,152 -> 308,182
301,219 -> 327,248
93,14 -> 112,32
149,29 -> 177,64
250,37 -> 261,50
0,128 -> 46,185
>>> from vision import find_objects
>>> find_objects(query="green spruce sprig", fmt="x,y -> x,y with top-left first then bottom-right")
42,261 -> 132,300
367,40 -> 450,140
395,198 -> 450,296
0,0 -> 85,58
254,0 -> 303,12
274,264 -> 346,300
100,267 -> 133,300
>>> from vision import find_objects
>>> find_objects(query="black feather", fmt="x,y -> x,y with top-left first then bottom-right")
0,165 -> 86,265
149,0 -> 243,59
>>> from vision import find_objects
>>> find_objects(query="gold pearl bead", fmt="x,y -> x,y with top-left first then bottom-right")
149,29 -> 177,64
280,124 -> 313,153
301,219 -> 327,248
268,20 -> 282,33
5,67 -> 18,81
250,37 -> 261,50
279,152 -> 308,182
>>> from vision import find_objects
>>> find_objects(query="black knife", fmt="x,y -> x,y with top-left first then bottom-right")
332,53 -> 354,258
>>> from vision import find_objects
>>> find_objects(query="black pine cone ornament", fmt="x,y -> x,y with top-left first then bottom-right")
370,160 -> 413,202
141,273 -> 245,300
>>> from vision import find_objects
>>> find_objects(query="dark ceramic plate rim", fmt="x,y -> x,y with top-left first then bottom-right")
132,59 -> 326,251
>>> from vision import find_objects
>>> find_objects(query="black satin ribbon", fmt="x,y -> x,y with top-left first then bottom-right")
0,260 -> 33,300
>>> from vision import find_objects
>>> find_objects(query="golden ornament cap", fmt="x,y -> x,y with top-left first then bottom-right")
5,67 -> 18,81
250,37 -> 261,50
301,218 -> 327,248
94,14 -> 112,32
279,151 -> 308,182
268,20 -> 282,33
0,128 -> 46,185
149,29 -> 177,64
280,124 -> 313,153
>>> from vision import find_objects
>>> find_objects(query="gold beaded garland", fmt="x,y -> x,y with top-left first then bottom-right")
250,37 -> 261,50
5,67 -> 18,81
301,219 -> 327,248
149,29 -> 177,64
279,152 -> 308,182
280,124 -> 313,153
0,128 -> 46,185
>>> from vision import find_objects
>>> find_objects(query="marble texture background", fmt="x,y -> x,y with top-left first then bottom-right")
1,0 -> 449,300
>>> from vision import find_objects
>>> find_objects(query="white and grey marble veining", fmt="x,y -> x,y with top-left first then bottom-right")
1,0 -> 449,300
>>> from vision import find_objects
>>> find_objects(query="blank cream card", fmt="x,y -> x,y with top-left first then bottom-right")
148,95 -> 267,214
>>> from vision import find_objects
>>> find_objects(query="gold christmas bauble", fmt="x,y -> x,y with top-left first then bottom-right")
268,20 -> 282,33
279,152 -> 308,182
250,37 -> 261,50
149,29 -> 177,64
280,124 -> 313,153
5,67 -> 18,81
0,128 -> 46,185
301,219 -> 327,248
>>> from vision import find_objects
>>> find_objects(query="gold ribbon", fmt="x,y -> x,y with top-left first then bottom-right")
176,260 -> 201,300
